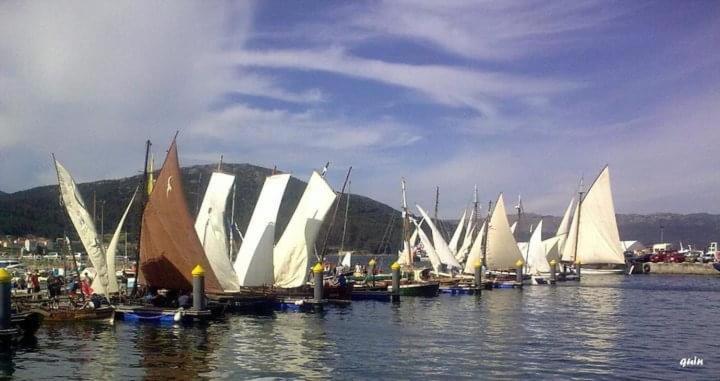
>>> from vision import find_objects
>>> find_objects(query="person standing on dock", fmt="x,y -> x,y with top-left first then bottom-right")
29,270 -> 40,299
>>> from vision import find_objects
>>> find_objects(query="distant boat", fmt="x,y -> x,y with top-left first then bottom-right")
561,166 -> 626,274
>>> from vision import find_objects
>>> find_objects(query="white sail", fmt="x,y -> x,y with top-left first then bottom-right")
448,210 -> 467,254
561,203 -> 581,262
93,188 -> 136,294
576,167 -> 625,265
510,221 -> 517,234
194,172 -> 239,292
416,205 -> 461,269
412,219 -> 441,272
555,197 -> 575,254
274,171 -> 337,288
525,220 -> 550,274
234,174 -> 290,287
456,210 -> 475,262
543,235 -> 562,263
340,251 -> 352,268
463,221 -> 486,274
54,160 -> 110,295
398,225 -> 420,265
486,194 -> 524,270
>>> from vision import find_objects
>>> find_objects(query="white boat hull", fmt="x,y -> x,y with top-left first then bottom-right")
580,268 -> 625,275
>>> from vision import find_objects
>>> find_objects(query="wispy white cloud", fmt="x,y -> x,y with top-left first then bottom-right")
229,47 -> 579,115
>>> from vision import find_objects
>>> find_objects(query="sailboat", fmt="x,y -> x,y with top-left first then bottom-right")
194,170 -> 240,292
272,170 -> 343,300
484,193 -> 525,288
233,173 -> 290,287
386,179 -> 439,297
448,210 -> 467,256
560,166 -> 626,275
523,220 -> 553,285
416,205 -> 462,273
114,137 -> 223,324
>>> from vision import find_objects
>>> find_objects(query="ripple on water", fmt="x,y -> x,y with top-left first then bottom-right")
2,275 -> 718,380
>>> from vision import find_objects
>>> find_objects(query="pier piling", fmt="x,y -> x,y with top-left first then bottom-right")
391,262 -> 400,302
473,260 -> 482,291
369,258 -> 376,287
192,265 -> 206,311
575,260 -> 581,279
313,263 -> 324,303
549,260 -> 557,283
515,259 -> 524,285
0,268 -> 17,339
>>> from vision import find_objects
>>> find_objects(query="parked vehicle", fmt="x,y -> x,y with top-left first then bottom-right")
650,250 -> 685,263
684,250 -> 703,262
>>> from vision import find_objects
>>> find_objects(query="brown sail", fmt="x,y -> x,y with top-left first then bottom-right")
139,138 -> 223,293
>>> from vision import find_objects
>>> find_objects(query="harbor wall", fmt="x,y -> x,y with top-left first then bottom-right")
648,262 -> 717,275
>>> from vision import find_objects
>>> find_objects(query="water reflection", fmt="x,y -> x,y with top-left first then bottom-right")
134,322 -> 215,380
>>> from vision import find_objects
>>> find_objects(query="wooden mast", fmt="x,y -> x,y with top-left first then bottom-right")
481,200 -> 492,268
401,178 -> 413,266
319,166 -> 352,264
132,139 -> 151,296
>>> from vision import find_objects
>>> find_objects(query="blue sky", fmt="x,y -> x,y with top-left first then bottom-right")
0,1 -> 718,216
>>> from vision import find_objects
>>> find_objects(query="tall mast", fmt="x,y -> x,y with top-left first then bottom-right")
339,180 -> 351,256
473,185 -> 479,235
401,178 -> 412,266
573,177 -> 585,264
481,200 -> 492,268
319,166 -> 352,263
133,139 -> 151,296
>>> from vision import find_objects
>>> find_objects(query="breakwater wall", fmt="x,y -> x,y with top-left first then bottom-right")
648,262 -> 717,275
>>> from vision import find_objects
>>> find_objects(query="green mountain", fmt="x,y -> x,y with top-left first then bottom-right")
0,163 -> 403,254
1,163 -> 719,253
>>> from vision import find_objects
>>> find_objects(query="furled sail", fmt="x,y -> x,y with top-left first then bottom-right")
93,188 -> 137,294
463,221 -> 486,274
456,210 -> 475,262
273,172 -> 336,288
562,167 -> 624,265
448,210 -> 467,255
140,139 -> 223,293
54,159 -> 110,295
234,174 -> 290,287
485,194 -> 524,270
412,219 -> 441,272
416,205 -> 461,269
195,172 -> 239,292
525,220 -> 550,274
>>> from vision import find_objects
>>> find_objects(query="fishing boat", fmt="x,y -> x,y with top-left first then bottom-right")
271,168 -> 355,308
560,166 -> 626,276
48,157 -> 138,321
390,179 -> 440,297
483,194 -> 525,288
115,137 -> 220,323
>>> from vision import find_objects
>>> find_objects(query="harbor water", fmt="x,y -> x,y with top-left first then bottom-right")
2,275 -> 718,380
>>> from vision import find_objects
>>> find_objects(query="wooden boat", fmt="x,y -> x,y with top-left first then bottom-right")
114,305 -> 212,324
713,263 -> 720,273
560,166 -> 627,276
30,306 -> 114,322
387,282 -> 439,297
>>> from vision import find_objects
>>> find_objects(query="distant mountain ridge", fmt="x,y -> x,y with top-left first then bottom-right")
1,163 -> 718,252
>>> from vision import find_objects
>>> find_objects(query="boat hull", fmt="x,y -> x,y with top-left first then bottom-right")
31,306 -> 114,322
580,268 -> 626,275
113,305 -> 212,324
387,282 -> 439,297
